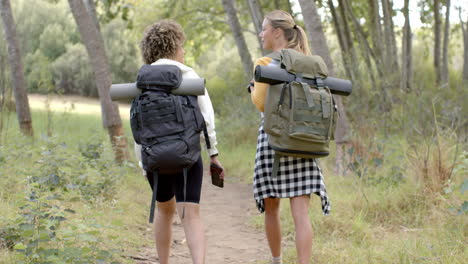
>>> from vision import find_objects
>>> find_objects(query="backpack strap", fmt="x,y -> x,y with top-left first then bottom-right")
300,82 -> 315,108
149,171 -> 159,223
181,168 -> 188,219
203,125 -> 211,149
271,153 -> 281,178
316,78 -> 331,119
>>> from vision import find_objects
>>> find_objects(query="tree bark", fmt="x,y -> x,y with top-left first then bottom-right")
461,9 -> 468,81
298,0 -> 333,68
84,0 -> 101,32
0,0 -> 33,137
440,0 -> 450,86
68,0 -> 129,163
246,0 -> 266,55
343,0 -> 381,81
434,0 -> 442,85
335,0 -> 360,81
401,0 -> 413,92
328,0 -> 354,81
368,0 -> 384,66
298,0 -> 351,176
381,0 -> 399,73
221,0 -> 254,81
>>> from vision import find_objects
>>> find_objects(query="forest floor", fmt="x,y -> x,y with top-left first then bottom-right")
28,94 -> 274,264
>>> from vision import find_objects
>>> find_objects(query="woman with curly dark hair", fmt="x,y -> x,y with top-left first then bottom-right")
136,20 -> 225,264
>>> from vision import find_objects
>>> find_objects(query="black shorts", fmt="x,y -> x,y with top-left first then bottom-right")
145,157 -> 203,203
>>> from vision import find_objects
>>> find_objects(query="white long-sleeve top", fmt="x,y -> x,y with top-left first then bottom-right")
134,59 -> 219,164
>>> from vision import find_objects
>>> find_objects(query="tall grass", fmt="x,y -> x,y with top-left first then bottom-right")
249,58 -> 467,263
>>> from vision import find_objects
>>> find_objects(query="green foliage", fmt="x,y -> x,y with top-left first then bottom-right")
7,0 -> 139,96
102,19 -> 139,84
1,188 -> 118,264
0,112 -> 131,263
38,24 -> 69,61
24,50 -> 54,93
52,43 -> 96,96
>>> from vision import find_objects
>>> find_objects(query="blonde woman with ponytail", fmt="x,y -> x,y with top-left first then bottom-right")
249,10 -> 330,264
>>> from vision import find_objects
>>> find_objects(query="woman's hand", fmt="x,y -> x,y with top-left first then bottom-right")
247,79 -> 255,93
210,156 -> 225,180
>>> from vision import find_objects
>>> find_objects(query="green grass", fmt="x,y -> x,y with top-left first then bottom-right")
1,105 -> 466,263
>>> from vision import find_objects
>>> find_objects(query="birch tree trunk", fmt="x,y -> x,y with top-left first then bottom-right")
298,0 -> 351,176
401,0 -> 412,92
440,0 -> 451,86
221,0 -> 254,81
68,0 -> 129,163
434,0 -> 442,85
246,0 -> 266,55
0,0 -> 33,137
461,9 -> 468,81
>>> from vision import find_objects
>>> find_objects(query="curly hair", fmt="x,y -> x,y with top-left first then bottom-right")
140,20 -> 186,64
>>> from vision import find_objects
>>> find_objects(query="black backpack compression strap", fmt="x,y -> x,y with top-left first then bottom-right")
181,168 -> 188,219
271,153 -> 281,178
203,126 -> 211,149
149,171 -> 158,223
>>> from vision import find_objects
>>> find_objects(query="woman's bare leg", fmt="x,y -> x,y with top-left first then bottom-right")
290,195 -> 312,264
264,197 -> 282,258
155,197 -> 176,264
176,202 -> 206,264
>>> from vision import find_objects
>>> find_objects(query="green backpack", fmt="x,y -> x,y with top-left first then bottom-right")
263,49 -> 337,177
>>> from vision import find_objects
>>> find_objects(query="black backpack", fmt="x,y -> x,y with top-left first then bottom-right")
130,64 -> 210,223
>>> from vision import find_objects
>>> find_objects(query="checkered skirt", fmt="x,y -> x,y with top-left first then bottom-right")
253,123 -> 330,215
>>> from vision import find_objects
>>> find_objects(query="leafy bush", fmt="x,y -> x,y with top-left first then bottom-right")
52,44 -> 96,96
0,188 -> 119,264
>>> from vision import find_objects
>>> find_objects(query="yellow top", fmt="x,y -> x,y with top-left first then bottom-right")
251,56 -> 274,112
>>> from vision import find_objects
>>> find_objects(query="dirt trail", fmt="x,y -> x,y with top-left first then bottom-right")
29,94 -> 271,264
134,178 -> 271,264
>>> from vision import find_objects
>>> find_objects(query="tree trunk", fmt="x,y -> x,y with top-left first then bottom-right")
335,0 -> 360,81
461,9 -> 468,81
328,0 -> 354,81
221,0 -> 254,81
381,0 -> 399,73
298,0 -> 351,176
298,0 -> 333,68
401,0 -> 413,92
434,0 -> 442,85
440,0 -> 450,86
368,0 -> 384,67
343,0 -> 381,82
0,0 -> 33,137
84,0 -> 101,32
246,0 -> 266,55
68,0 -> 129,163
344,0 -> 392,110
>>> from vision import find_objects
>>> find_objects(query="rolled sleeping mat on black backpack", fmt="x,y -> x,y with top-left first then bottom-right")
254,65 -> 352,96
110,78 -> 206,101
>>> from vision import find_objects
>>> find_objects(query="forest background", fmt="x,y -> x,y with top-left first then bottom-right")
0,0 -> 467,263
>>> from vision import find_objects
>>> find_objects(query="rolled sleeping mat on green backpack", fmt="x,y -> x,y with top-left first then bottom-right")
254,65 -> 352,96
110,78 -> 206,101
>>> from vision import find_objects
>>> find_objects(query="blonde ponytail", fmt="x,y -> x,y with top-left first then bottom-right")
264,10 -> 311,55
